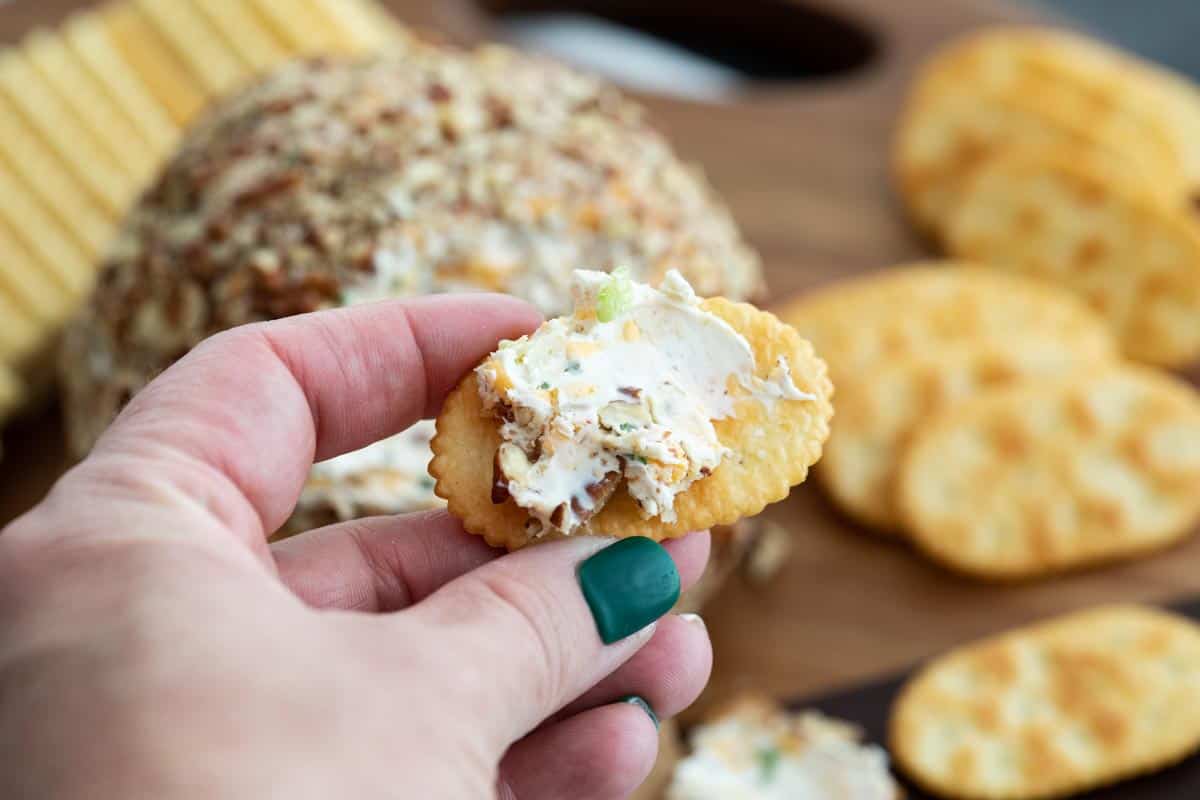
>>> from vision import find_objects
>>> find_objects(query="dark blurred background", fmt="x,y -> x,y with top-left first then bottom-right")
1034,0 -> 1200,78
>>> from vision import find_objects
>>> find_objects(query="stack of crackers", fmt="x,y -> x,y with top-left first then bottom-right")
0,0 -> 407,425
782,27 -> 1200,799
782,263 -> 1200,580
895,27 -> 1200,368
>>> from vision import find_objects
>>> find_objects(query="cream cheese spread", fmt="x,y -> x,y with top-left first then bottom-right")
476,268 -> 814,536
302,421 -> 441,517
667,703 -> 898,800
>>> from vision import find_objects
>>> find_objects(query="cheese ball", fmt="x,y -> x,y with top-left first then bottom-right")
59,42 -> 763,530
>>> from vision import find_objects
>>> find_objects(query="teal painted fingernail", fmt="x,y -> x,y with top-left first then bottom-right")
578,536 -> 680,644
620,695 -> 659,729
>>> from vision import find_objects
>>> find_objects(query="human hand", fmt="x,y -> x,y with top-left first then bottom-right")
0,295 -> 712,799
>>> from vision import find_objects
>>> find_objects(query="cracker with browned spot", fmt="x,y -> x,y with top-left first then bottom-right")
821,337 -> 1113,533
898,366 -> 1200,579
891,605 -> 1200,799
893,27 -> 1181,240
431,298 -> 834,550
778,264 -> 1115,389
935,27 -> 1200,189
945,148 -> 1200,366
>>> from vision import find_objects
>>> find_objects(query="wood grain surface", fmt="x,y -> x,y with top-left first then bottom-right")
4,0 -> 1200,732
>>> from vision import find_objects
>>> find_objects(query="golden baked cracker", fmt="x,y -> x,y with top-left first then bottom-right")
64,11 -> 179,153
891,605 -> 1200,800
193,0 -> 289,73
309,0 -> 407,52
0,93 -> 113,257
911,28 -> 1181,182
345,0 -> 412,43
0,288 -> 42,366
100,2 -> 208,124
821,337 -> 1113,533
23,27 -> 159,188
248,0 -> 341,52
0,49 -> 135,215
893,79 -> 1168,241
134,0 -> 250,96
778,263 -> 1116,388
897,366 -> 1200,580
945,148 -> 1200,367
0,220 -> 75,326
962,26 -> 1200,188
431,298 -> 834,550
0,162 -> 93,298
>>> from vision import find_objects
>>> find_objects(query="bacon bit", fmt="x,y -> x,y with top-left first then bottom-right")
619,386 -> 642,399
428,83 -> 452,103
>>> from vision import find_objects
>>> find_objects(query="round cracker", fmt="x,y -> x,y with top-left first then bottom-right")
897,366 -> 1200,580
778,263 -> 1116,387
890,605 -> 1200,800
893,28 -> 1182,239
821,336 -> 1114,533
945,148 -> 1200,367
953,26 -> 1200,187
430,297 -> 834,550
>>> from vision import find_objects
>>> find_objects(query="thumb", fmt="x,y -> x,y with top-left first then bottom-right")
407,535 -> 681,745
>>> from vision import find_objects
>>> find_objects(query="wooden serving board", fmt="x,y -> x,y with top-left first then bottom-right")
4,0 -> 1200,742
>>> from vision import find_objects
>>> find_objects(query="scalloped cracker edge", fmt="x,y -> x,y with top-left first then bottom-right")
430,297 -> 834,550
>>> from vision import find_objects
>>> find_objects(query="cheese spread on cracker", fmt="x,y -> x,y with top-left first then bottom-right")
668,700 -> 898,800
476,268 -> 812,536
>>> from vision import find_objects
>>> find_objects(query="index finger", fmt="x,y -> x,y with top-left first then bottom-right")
84,294 -> 540,540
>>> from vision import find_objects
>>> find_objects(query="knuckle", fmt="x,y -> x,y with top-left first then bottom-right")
467,570 -> 568,710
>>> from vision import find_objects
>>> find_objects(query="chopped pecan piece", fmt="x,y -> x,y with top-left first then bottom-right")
567,470 -> 621,526
493,443 -> 531,504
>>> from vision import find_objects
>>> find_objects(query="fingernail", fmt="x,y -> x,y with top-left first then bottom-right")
678,613 -> 706,630
578,536 -> 680,645
619,695 -> 659,729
